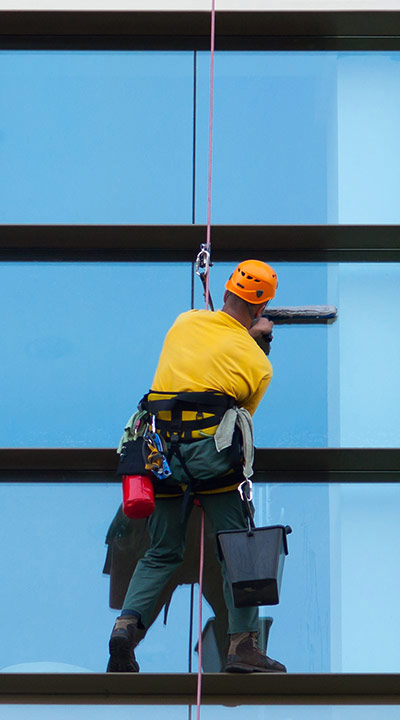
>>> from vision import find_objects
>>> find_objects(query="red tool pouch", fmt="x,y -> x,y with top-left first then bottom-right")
122,475 -> 155,519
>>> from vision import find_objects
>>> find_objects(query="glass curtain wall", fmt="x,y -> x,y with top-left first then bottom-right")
1,51 -> 400,682
1,260 -> 398,448
1,480 -> 400,674
1,707 -> 400,720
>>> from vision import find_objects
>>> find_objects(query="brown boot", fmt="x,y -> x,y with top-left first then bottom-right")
107,615 -> 140,672
225,632 -> 286,673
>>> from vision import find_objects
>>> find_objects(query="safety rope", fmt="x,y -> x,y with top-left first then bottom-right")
195,0 -> 216,313
195,3 -> 216,717
204,0 -> 216,311
196,509 -> 205,720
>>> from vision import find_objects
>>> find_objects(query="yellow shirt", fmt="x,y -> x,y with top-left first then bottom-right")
151,309 -> 272,416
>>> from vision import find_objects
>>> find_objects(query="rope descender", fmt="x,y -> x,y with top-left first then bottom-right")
195,244 -> 214,311
195,243 -> 211,278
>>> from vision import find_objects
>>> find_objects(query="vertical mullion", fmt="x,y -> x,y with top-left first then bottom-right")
191,50 -> 197,310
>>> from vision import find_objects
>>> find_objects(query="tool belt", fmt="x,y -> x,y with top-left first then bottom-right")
139,390 -> 236,441
139,391 -> 243,517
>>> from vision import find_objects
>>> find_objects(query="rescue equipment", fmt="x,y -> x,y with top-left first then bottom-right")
225,259 -> 278,304
122,474 -> 155,520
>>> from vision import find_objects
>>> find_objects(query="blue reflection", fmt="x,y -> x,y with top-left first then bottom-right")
196,52 -> 338,224
2,710 -> 400,720
2,261 -> 399,448
1,483 -> 400,675
196,51 -> 400,224
2,51 -> 400,224
0,52 -> 194,223
195,262 -> 329,448
0,262 -> 191,447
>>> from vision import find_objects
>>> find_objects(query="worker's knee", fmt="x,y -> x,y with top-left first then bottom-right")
146,544 -> 185,567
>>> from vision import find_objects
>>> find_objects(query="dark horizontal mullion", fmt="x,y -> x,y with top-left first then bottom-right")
2,470 -> 400,484
2,11 -> 400,48
0,448 -> 399,479
254,448 -> 400,473
1,672 -> 400,705
1,225 -> 400,262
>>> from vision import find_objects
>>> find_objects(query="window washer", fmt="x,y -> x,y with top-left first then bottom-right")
107,259 -> 287,674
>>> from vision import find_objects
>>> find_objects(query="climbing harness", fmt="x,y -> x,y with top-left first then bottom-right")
141,391 -> 235,441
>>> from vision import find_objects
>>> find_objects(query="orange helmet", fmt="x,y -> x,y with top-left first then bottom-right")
225,259 -> 278,304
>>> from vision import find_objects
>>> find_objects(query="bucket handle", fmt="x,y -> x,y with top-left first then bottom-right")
238,479 -> 256,534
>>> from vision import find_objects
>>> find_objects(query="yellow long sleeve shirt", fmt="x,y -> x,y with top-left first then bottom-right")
151,309 -> 272,416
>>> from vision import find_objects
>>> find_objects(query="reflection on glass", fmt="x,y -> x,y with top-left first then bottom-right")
196,52 -> 400,225
0,52 -> 194,223
0,262 -> 192,447
1,709 -> 400,720
1,482 -> 400,675
1,261 -> 399,448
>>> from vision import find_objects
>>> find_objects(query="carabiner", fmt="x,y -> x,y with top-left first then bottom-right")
195,244 -> 211,277
238,479 -> 253,503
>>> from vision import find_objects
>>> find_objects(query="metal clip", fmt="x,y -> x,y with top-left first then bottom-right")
151,414 -> 156,434
195,244 -> 211,277
238,479 -> 253,502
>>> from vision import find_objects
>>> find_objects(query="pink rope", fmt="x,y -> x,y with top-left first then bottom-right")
196,509 -> 205,720
204,0 -> 216,311
195,4 -> 216,717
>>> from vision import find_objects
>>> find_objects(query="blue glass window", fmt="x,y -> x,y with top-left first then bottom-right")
1,482 -> 400,674
195,52 -> 400,224
1,261 -> 399,448
0,52 -> 194,223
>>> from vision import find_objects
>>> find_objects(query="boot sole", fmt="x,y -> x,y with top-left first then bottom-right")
225,662 -> 286,674
107,636 -> 139,673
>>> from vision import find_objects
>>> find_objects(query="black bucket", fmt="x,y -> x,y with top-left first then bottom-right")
217,525 -> 292,607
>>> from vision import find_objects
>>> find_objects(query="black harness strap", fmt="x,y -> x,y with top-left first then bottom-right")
141,391 -> 235,439
140,390 -> 239,522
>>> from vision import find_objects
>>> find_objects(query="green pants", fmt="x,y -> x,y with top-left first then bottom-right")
122,489 -> 259,634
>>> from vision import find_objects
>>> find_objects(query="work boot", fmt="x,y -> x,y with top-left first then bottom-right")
225,632 -> 286,673
106,615 -> 140,672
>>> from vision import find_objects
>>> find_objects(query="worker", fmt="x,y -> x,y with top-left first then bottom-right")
107,259 -> 286,674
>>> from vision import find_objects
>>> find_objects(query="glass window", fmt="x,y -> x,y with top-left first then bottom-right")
0,262 -> 192,447
1,261 -> 399,448
195,52 -> 400,224
0,52 -> 194,223
2,708 -> 400,720
1,481 -> 400,674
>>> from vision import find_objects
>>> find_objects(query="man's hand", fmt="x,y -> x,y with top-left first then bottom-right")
249,317 -> 274,342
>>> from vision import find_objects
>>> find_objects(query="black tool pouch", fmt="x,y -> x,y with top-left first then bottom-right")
116,438 -> 148,477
